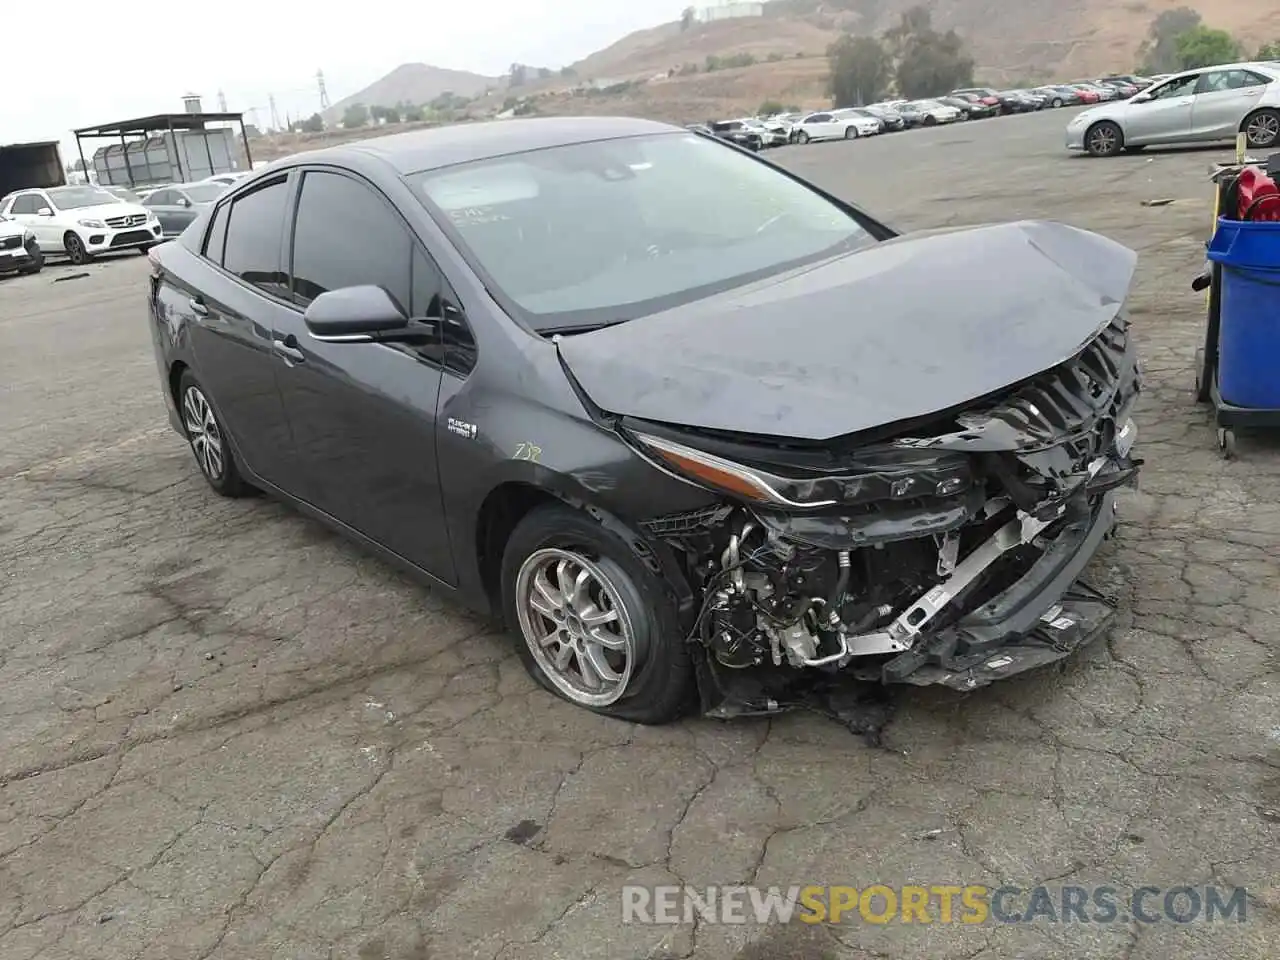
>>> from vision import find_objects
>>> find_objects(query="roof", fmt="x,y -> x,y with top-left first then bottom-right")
339,116 -> 680,174
0,140 -> 61,152
73,112 -> 245,137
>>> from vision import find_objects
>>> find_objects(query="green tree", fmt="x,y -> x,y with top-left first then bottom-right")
1174,26 -> 1242,69
1257,40 -> 1280,59
509,63 -> 528,85
758,99 -> 786,115
827,34 -> 891,106
341,103 -> 368,128
1137,7 -> 1202,73
299,113 -> 324,133
400,102 -> 424,122
883,9 -> 974,98
560,65 -> 577,78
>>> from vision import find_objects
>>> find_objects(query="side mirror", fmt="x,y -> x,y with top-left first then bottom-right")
179,197 -> 191,207
37,207 -> 53,217
1131,92 -> 1152,104
303,285 -> 424,342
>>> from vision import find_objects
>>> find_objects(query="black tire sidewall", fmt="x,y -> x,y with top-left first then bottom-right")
500,503 -> 695,724
177,370 -> 246,497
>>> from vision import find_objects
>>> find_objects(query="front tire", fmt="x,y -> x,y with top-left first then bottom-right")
797,130 -> 810,144
1052,98 -> 1064,108
63,232 -> 92,265
501,503 -> 695,724
177,370 -> 247,497
1085,120 -> 1124,157
843,125 -> 858,139
1244,109 -> 1280,150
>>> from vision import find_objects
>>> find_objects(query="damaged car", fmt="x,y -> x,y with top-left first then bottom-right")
146,116 -> 1142,724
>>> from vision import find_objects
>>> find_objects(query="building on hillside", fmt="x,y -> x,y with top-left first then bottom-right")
696,0 -> 764,22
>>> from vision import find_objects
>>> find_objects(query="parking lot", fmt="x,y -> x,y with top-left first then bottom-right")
2,106 -> 1278,959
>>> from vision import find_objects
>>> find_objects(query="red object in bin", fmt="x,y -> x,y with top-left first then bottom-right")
1235,165 -> 1280,221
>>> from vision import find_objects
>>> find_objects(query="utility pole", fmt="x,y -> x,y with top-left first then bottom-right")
317,69 -> 331,111
268,94 -> 281,131
217,89 -> 228,112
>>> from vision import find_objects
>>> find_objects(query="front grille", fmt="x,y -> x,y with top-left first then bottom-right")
109,230 -> 153,247
0,235 -> 21,251
105,214 -> 146,228
961,310 -> 1133,449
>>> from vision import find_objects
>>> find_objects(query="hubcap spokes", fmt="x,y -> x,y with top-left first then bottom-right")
182,388 -> 223,480
1249,115 -> 1278,145
516,548 -> 635,707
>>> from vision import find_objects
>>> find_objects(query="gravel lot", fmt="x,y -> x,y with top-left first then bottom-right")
2,108 -> 1278,960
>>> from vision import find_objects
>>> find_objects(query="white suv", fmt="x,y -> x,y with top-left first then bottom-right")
0,185 -> 163,265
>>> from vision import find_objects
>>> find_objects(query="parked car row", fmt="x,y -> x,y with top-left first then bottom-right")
689,75 -> 1159,153
0,172 -> 251,276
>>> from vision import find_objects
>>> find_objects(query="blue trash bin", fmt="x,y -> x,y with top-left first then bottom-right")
1206,216 -> 1280,408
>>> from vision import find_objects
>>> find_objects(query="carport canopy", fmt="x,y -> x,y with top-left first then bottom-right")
71,112 -> 252,187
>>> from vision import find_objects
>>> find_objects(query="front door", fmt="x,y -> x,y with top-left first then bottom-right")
1124,73 -> 1198,144
270,168 -> 455,583
1191,68 -> 1269,141
9,193 -> 58,248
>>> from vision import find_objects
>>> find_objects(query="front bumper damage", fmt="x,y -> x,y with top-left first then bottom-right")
645,309 -> 1143,720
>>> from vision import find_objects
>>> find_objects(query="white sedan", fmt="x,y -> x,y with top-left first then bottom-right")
908,99 -> 964,124
792,110 -> 881,143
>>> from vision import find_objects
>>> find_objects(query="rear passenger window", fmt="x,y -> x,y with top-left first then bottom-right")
289,170 -> 412,310
222,176 -> 289,297
148,190 -> 173,206
204,202 -> 229,263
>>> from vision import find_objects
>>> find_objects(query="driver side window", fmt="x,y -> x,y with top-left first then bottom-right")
12,195 -> 40,215
1150,75 -> 1198,99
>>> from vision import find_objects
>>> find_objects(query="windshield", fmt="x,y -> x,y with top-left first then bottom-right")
46,186 -> 119,209
915,100 -> 944,109
414,132 -> 876,331
104,187 -> 141,203
181,183 -> 228,203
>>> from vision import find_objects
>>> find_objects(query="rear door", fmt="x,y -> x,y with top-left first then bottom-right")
1124,73 -> 1198,144
268,166 -> 455,582
801,113 -> 837,140
1190,68 -> 1269,141
179,175 -> 298,485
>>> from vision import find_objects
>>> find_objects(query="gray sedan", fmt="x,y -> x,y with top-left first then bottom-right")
1066,61 -> 1280,156
142,182 -> 229,237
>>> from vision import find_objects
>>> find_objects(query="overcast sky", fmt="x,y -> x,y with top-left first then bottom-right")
5,0 -> 679,165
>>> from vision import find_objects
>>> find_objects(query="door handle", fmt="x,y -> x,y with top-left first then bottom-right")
189,297 -> 208,317
273,337 -> 305,364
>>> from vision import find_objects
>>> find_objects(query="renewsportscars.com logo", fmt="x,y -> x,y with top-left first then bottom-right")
622,885 -> 1249,925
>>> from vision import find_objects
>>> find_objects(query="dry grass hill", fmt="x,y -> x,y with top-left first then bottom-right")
260,0 -> 1280,155
323,63 -> 498,123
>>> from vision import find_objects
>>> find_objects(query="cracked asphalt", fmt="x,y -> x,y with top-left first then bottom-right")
2,108 -> 1279,959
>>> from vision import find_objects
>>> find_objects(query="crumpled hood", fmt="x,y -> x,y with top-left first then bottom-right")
556,219 -> 1137,441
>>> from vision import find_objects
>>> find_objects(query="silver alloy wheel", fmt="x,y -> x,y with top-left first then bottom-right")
182,386 -> 225,481
1088,124 -> 1119,155
65,234 -> 87,265
514,547 -> 636,707
1246,112 -> 1279,147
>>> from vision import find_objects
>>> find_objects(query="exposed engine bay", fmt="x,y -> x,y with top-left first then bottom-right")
636,310 -> 1142,717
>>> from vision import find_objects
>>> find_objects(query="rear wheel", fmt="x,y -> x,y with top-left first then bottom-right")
797,130 -> 810,144
1085,120 -> 1123,157
1244,109 -> 1280,150
501,503 -> 695,724
1052,97 -> 1064,108
178,370 -> 248,497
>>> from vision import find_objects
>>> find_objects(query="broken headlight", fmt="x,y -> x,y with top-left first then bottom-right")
629,431 -> 973,510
